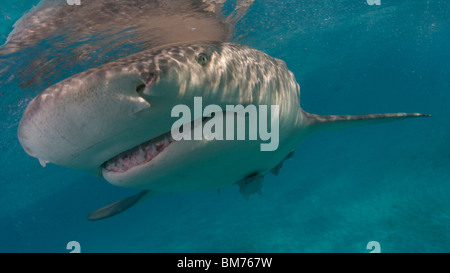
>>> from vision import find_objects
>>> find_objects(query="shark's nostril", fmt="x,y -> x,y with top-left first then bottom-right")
137,73 -> 158,96
136,83 -> 146,95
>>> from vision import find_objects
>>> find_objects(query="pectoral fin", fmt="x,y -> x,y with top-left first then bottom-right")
237,174 -> 264,200
87,190 -> 158,221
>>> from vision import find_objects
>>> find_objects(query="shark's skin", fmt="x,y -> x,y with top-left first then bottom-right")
18,41 -> 430,220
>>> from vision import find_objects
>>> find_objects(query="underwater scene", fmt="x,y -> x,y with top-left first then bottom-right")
0,0 -> 449,253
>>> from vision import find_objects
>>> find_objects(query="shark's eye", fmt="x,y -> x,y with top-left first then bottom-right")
197,53 -> 209,66
136,83 -> 146,95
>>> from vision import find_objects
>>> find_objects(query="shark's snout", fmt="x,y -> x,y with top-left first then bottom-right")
17,66 -> 167,174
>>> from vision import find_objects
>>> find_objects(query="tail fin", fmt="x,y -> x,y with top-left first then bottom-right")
303,110 -> 431,133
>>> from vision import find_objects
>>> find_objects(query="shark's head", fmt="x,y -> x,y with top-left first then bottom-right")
18,41 -> 303,192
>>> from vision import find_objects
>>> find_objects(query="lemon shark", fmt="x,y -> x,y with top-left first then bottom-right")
17,41 -> 430,220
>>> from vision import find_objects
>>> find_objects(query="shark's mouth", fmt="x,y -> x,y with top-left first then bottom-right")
102,132 -> 174,174
101,115 -> 214,174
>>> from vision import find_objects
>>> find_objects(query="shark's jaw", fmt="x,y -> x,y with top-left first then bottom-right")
102,131 -> 174,174
101,114 -> 212,175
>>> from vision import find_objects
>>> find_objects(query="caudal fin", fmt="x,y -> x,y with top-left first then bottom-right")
303,110 -> 431,133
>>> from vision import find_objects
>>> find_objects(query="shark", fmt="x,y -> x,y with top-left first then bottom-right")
17,41 -> 431,220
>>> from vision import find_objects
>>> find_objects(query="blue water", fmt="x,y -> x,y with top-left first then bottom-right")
1,0 -> 449,253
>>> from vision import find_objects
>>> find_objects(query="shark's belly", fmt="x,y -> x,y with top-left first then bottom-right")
103,136 -> 295,193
